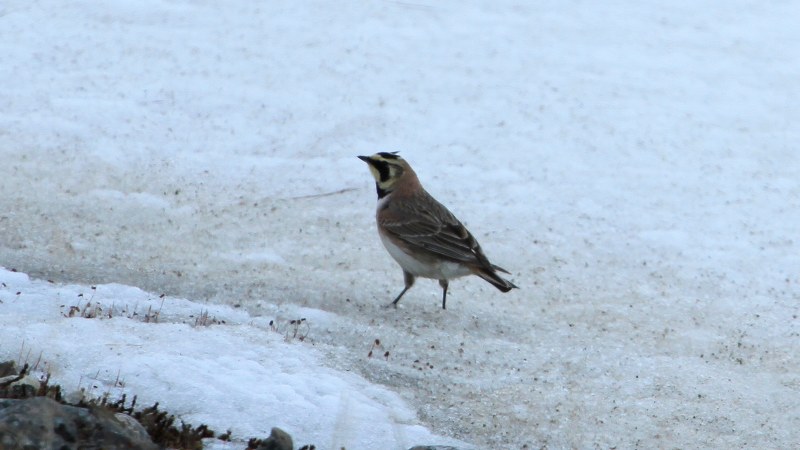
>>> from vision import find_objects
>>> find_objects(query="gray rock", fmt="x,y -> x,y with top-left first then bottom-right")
114,412 -> 153,444
0,396 -> 157,450
255,426 -> 294,450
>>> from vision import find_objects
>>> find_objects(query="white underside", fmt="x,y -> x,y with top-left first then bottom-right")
379,230 -> 472,280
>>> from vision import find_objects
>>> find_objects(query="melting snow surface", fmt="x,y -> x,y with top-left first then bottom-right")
1,0 -> 799,448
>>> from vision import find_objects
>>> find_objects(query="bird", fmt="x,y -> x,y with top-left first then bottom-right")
358,152 -> 517,309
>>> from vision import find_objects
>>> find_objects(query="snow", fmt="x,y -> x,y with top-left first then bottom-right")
1,0 -> 799,448
0,270 -> 466,449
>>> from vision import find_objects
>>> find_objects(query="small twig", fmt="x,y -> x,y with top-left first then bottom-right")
284,187 -> 357,200
32,351 -> 43,371
17,339 -> 26,365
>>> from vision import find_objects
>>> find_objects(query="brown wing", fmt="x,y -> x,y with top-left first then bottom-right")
379,191 -> 493,269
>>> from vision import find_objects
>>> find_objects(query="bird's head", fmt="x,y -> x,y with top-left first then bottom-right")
358,152 -> 417,198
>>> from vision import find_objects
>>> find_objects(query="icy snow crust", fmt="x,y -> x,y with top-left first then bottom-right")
0,271 -> 467,449
1,0 -> 799,448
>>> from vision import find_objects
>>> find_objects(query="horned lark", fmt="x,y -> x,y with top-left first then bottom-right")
358,152 -> 517,309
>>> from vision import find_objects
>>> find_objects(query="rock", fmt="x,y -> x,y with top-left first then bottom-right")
0,396 -> 157,450
255,427 -> 294,450
114,412 -> 153,444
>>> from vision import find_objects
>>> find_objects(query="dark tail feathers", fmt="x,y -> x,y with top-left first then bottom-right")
476,264 -> 518,292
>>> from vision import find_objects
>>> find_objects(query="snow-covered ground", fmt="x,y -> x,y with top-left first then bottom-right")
0,269 -> 467,449
1,0 -> 799,448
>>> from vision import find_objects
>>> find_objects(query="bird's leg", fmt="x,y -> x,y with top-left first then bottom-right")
439,279 -> 449,310
390,271 -> 416,307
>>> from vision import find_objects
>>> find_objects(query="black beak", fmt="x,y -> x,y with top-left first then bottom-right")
357,155 -> 371,163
